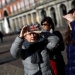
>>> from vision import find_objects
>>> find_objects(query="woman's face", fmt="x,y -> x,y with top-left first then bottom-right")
24,32 -> 38,42
41,21 -> 51,31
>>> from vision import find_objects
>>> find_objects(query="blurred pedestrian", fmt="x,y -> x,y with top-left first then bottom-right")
10,25 -> 59,75
63,8 -> 75,75
41,16 -> 65,75
0,31 -> 3,43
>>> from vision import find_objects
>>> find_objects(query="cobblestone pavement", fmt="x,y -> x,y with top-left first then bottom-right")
0,34 -> 24,75
0,27 -> 68,75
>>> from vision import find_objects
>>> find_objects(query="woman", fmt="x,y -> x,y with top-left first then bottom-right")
41,17 -> 65,75
10,25 -> 59,75
63,8 -> 75,75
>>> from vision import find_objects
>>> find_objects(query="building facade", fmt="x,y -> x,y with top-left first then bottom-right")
0,0 -> 75,34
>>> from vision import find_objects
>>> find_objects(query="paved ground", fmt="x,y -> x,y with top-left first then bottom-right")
0,27 -> 68,75
0,34 -> 24,75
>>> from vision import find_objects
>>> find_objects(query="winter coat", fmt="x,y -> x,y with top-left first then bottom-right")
49,31 -> 65,75
65,20 -> 75,75
42,28 -> 65,75
10,31 -> 59,75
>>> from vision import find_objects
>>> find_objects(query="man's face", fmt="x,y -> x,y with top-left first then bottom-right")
41,21 -> 50,31
24,32 -> 38,42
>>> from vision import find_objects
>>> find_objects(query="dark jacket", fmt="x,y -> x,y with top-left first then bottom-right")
65,20 -> 75,75
42,30 -> 65,75
49,30 -> 65,75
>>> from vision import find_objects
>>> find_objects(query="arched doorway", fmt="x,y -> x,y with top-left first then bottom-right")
4,10 -> 10,28
50,7 -> 57,26
4,10 -> 8,17
41,9 -> 46,20
71,0 -> 75,8
60,4 -> 67,27
60,4 -> 67,16
3,10 -> 10,33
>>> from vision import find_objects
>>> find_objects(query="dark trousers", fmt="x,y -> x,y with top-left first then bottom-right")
0,37 -> 3,43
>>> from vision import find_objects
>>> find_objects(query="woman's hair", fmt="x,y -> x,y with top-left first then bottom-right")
67,8 -> 75,14
41,16 -> 55,32
65,8 -> 75,45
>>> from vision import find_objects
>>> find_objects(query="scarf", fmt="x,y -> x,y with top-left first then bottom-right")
24,38 -> 48,64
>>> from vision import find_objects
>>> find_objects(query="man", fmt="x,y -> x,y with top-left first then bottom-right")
10,25 -> 59,75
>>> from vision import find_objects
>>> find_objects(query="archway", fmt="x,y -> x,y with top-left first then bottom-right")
3,10 -> 11,33
60,4 -> 67,27
4,10 -> 8,17
60,4 -> 67,16
4,10 -> 10,28
71,0 -> 75,8
41,9 -> 46,20
50,7 -> 57,26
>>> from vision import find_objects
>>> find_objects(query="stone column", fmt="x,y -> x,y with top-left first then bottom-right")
20,17 -> 23,27
47,7 -> 51,17
24,16 -> 27,25
66,0 -> 72,12
36,10 -> 42,24
54,4 -> 62,28
12,19 -> 16,31
26,15 -> 29,25
18,17 -> 22,28
49,7 -> 52,18
16,18 -> 20,28
9,19 -> 13,32
19,17 -> 23,28
31,13 -> 34,24
14,18 -> 18,31
36,11 -> 40,23
22,16 -> 25,26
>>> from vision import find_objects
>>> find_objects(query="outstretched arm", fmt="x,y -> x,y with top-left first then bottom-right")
40,31 -> 59,50
63,14 -> 75,39
46,35 -> 59,50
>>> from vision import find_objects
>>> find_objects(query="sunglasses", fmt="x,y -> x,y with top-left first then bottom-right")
41,23 -> 48,26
